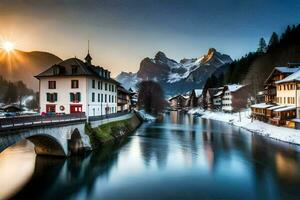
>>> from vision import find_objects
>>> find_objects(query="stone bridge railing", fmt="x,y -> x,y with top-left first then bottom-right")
0,111 -> 132,131
88,111 -> 130,121
0,113 -> 87,131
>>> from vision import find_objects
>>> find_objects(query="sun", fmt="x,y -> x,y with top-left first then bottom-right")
2,41 -> 15,52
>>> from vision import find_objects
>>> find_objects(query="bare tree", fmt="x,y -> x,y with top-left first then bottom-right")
137,81 -> 165,115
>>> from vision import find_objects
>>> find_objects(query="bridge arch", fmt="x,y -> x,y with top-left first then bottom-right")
0,133 -> 67,157
69,128 -> 84,155
28,134 -> 66,156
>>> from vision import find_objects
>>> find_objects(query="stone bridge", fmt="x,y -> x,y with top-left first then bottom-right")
0,112 -> 134,156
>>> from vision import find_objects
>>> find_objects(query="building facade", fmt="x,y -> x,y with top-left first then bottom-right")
169,95 -> 189,110
221,84 -> 250,113
188,89 -> 203,107
271,69 -> 300,127
251,66 -> 300,129
117,85 -> 131,112
264,66 -> 300,104
205,87 -> 223,110
35,53 -> 119,117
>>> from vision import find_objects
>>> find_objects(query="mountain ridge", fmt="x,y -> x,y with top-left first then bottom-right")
116,48 -> 232,96
0,49 -> 62,90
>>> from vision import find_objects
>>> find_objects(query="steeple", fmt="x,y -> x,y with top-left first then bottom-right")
85,40 -> 92,65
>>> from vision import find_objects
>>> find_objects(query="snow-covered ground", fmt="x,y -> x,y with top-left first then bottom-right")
189,107 -> 300,145
136,110 -> 156,122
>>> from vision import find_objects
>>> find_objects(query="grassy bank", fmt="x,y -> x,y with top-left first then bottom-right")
85,114 -> 142,148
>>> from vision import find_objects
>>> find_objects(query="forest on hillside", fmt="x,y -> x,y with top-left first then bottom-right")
204,24 -> 300,95
0,75 -> 37,108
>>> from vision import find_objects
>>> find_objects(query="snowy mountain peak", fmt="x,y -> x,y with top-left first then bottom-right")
116,48 -> 233,95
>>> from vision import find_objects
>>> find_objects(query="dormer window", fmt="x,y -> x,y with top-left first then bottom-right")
72,66 -> 78,74
53,66 -> 60,75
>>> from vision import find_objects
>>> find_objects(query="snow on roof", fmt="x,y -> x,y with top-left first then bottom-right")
194,89 -> 203,98
267,105 -> 286,110
275,69 -> 300,84
251,103 -> 273,109
274,105 -> 296,112
275,66 -> 300,73
214,91 -> 223,97
226,84 -> 244,92
292,118 -> 300,123
264,66 -> 300,84
168,94 -> 188,101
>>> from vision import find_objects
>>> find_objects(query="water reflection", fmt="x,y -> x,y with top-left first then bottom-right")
0,140 -> 35,200
4,111 -> 300,200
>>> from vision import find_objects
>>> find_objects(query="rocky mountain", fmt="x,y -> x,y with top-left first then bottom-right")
0,49 -> 62,90
116,48 -> 232,96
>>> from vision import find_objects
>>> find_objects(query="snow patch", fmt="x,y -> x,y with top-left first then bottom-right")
190,108 -> 300,145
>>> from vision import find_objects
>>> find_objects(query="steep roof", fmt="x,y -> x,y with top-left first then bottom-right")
275,69 -> 300,84
169,94 -> 188,101
35,57 -> 120,85
276,66 -> 300,73
225,84 -> 244,92
193,89 -> 203,98
117,85 -> 131,94
264,66 -> 300,84
207,87 -> 222,97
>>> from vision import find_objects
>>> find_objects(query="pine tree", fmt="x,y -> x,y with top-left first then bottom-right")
257,37 -> 267,53
268,32 -> 279,49
4,82 -> 18,104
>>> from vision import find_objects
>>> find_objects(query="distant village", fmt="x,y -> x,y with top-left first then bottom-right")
168,64 -> 300,130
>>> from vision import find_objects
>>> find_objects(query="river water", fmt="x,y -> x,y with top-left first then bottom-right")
2,111 -> 300,200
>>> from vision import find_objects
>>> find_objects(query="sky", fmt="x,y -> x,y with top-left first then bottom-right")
0,0 -> 300,76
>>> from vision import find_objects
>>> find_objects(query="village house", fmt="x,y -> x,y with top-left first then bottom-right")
188,89 -> 203,107
205,87 -> 223,110
251,66 -> 300,129
35,52 -> 119,117
117,85 -> 132,112
128,88 -> 138,109
221,84 -> 250,113
264,66 -> 300,104
169,94 -> 189,110
270,69 -> 300,128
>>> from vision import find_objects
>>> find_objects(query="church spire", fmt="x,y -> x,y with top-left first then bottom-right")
85,40 -> 92,65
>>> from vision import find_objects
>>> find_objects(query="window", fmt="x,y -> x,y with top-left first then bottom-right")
70,93 -> 81,102
100,81 -> 103,90
109,95 -> 111,102
47,93 -> 57,102
105,94 -> 107,102
105,83 -> 107,90
71,80 -> 79,88
109,84 -> 111,91
71,66 -> 78,74
98,81 -> 101,89
92,93 -> 95,102
53,66 -> 60,75
112,85 -> 114,92
92,80 -> 95,88
48,81 -> 56,89
101,94 -> 103,102
98,93 -> 100,102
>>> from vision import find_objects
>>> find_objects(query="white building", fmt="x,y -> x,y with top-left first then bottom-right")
221,84 -> 249,112
275,69 -> 300,120
35,53 -> 119,117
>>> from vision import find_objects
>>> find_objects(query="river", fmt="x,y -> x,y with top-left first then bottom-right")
1,111 -> 300,200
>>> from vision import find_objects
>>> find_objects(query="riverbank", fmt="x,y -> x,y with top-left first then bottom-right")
189,108 -> 300,145
85,112 -> 142,148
